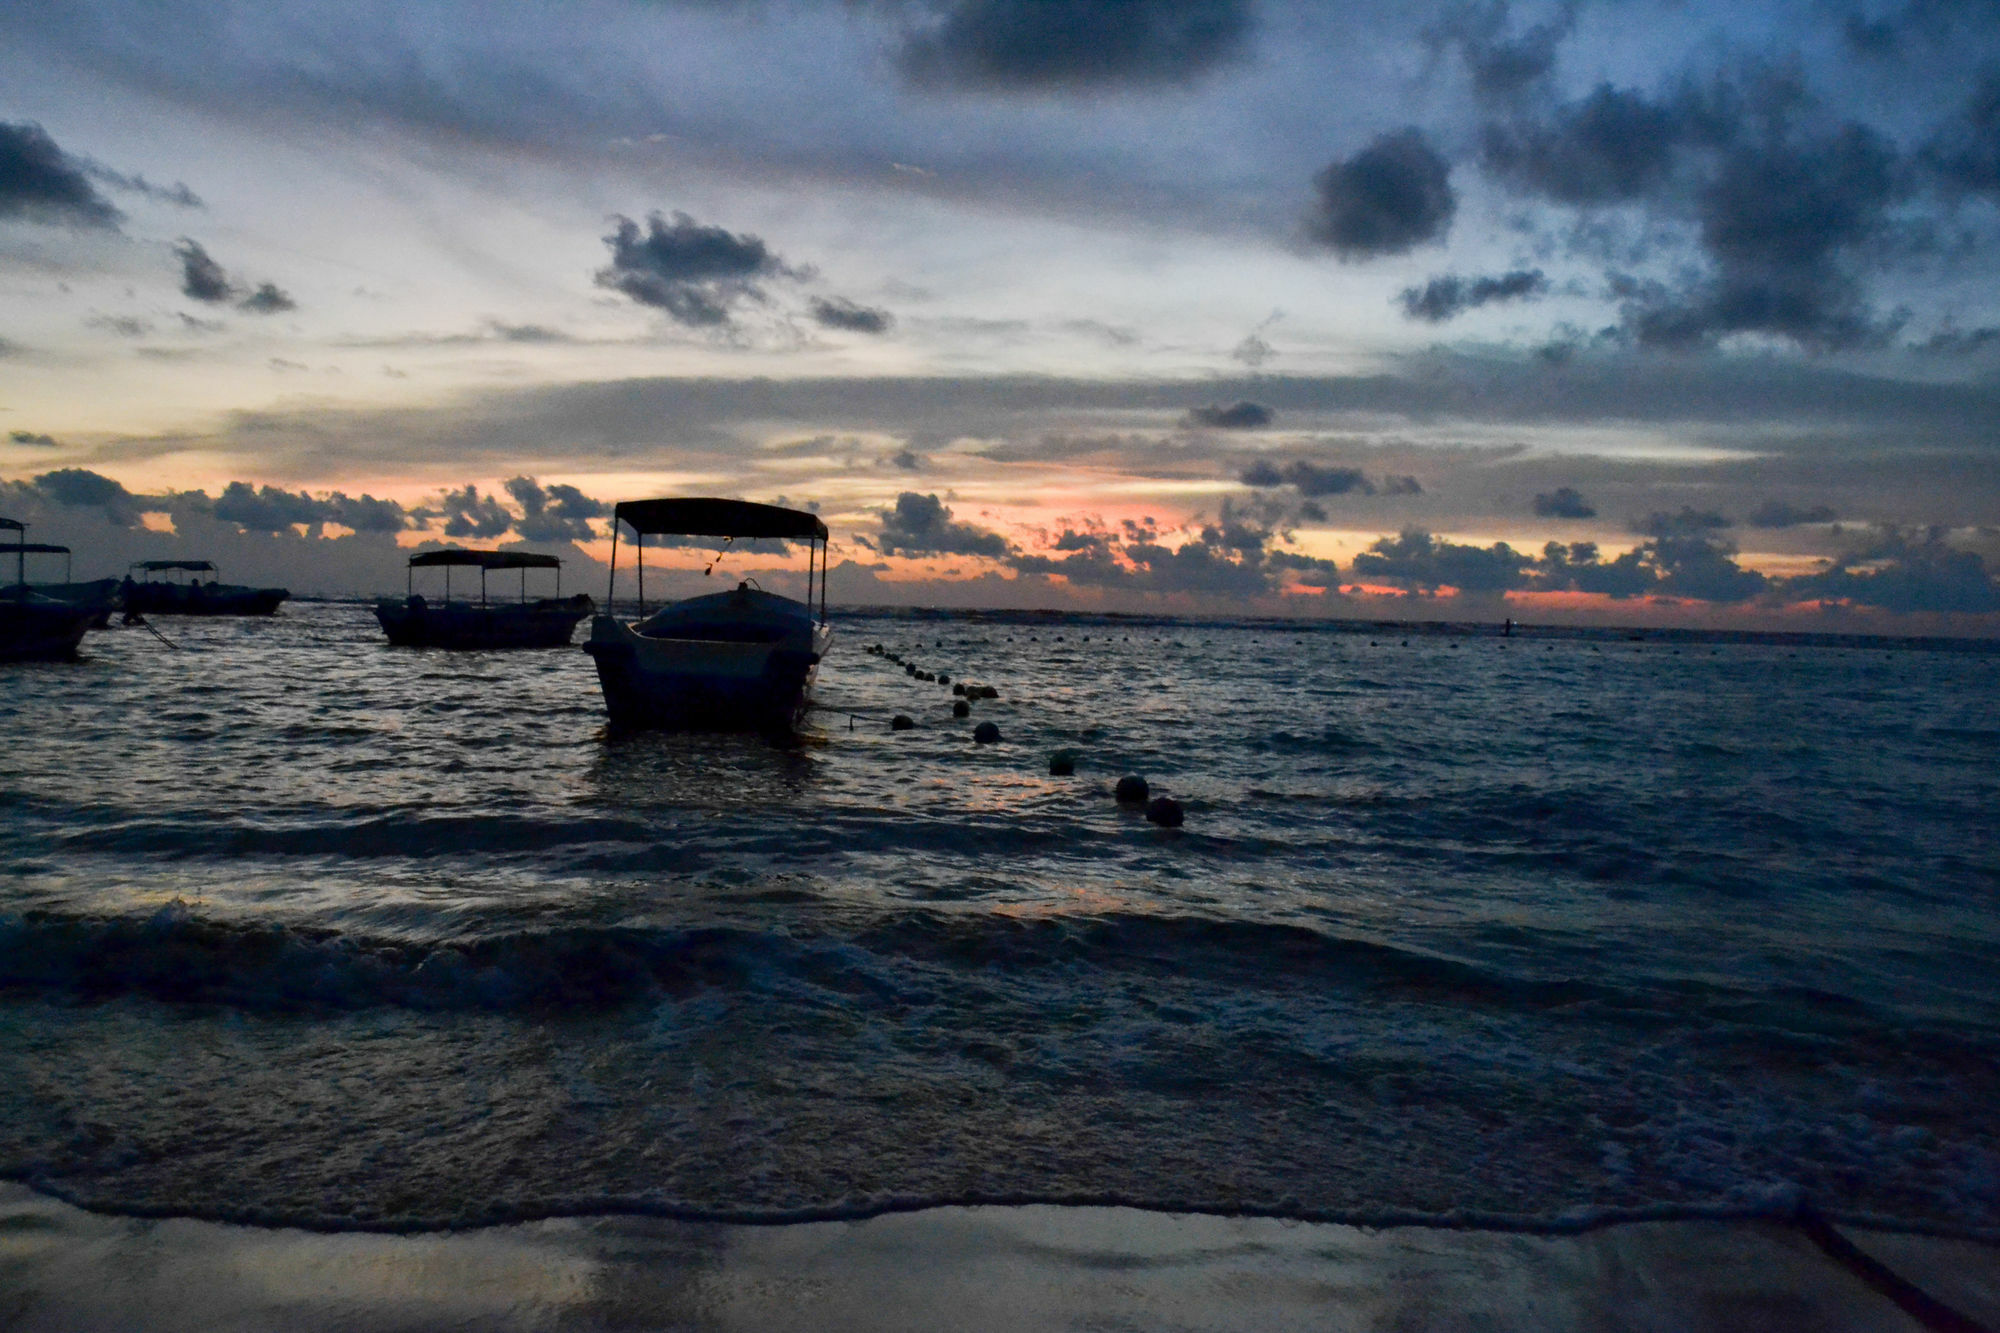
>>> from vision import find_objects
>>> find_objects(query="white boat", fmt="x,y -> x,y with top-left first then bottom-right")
2,519 -> 95,661
583,498 -> 832,732
375,549 -> 594,649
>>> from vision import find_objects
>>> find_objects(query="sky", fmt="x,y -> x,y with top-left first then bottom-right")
3,0 -> 1999,630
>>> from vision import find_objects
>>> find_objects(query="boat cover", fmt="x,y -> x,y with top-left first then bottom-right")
614,498 -> 826,542
407,549 -> 562,570
133,560 -> 217,573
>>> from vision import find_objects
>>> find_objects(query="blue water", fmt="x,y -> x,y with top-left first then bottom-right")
2,604 -> 1997,1233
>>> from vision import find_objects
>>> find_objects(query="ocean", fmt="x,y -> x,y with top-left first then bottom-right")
2,603 -> 1997,1238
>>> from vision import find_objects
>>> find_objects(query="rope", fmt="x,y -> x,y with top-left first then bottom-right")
1792,1203 -> 1994,1333
127,615 -> 181,650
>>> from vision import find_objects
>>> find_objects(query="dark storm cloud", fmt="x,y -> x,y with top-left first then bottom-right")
1533,486 -> 1594,518
895,0 -> 1253,92
174,238 -> 235,303
1747,499 -> 1837,528
212,481 -> 325,533
435,484 -> 515,539
1306,129 -> 1456,260
1239,459 -> 1375,496
1350,529 -> 1531,593
1643,533 -> 1766,601
1184,400 -> 1274,429
0,121 -> 123,229
1397,269 -> 1547,322
1921,66 -> 2000,195
809,296 -> 894,334
1631,125 -> 1903,351
9,431 -> 61,447
1917,325 -> 2000,356
1634,507 -> 1731,537
1535,540 -> 1657,597
504,476 -> 607,542
1788,528 -> 2000,614
25,468 -> 143,525
1481,84 -> 1690,206
1012,501 -> 1335,597
238,281 -> 297,314
875,491 -> 1012,557
595,211 -> 796,326
1429,0 -> 1576,103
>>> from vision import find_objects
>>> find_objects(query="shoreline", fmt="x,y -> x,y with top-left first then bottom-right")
4,1182 -> 1996,1332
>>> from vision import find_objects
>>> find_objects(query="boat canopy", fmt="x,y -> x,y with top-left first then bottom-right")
0,518 -> 22,532
614,498 -> 827,542
408,549 -> 561,570
11,543 -> 70,555
133,560 -> 216,573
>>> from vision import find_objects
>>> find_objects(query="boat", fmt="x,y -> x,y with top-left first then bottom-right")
375,549 -> 594,648
2,519 -> 95,661
5,533 -> 120,627
123,560 -> 288,616
583,498 -> 832,731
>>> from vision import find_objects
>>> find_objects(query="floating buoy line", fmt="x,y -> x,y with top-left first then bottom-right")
854,640 -> 1187,831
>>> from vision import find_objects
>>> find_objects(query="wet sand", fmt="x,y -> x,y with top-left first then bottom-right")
3,1183 -> 1996,1331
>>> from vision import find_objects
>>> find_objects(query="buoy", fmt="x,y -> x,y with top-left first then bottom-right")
952,683 -> 966,696
1146,796 -> 1184,828
937,673 -> 950,685
1115,775 -> 1149,804
906,664 -> 917,676
978,685 -> 999,700
973,721 -> 1000,744
952,699 -> 970,718
891,714 -> 915,731
1048,750 -> 1076,776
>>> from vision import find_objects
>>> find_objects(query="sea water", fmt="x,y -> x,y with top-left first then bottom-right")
1,603 -> 1996,1234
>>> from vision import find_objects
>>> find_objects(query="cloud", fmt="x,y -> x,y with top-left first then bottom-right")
887,446 -> 927,470
504,475 -> 606,542
1747,499 -> 1837,528
8,431 -> 60,447
1436,0 -> 1576,103
594,211 -> 797,326
1916,325 -> 2000,356
238,281 -> 297,314
1184,400 -> 1274,429
1535,540 -> 1657,598
326,492 -> 413,535
895,0 -> 1253,91
1012,502 -> 1336,598
175,238 -> 236,303
0,121 -> 122,229
1306,129 -> 1456,260
435,484 -> 515,539
86,314 -> 153,338
1633,507 -> 1731,537
25,468 -> 143,525
1231,333 -> 1274,367
809,295 -> 894,334
1631,125 -> 1903,350
1643,533 -> 1766,601
83,162 -> 202,209
1921,65 -> 2000,196
1398,268 -> 1548,322
1787,529 -> 2000,614
1532,486 -> 1595,518
875,491 -> 1012,557
1481,84 -> 1688,206
211,481 -> 330,533
1350,528 -> 1531,593
1381,474 -> 1424,496
1239,459 -> 1375,496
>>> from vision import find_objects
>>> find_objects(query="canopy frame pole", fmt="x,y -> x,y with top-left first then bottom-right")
480,567 -> 488,609
606,523 -> 618,607
637,532 -> 645,617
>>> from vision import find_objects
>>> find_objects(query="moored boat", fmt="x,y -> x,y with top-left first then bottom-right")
375,549 -> 594,649
124,560 -> 288,616
2,519 -> 95,661
583,498 -> 832,732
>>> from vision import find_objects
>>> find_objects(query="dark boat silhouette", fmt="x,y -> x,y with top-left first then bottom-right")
584,498 -> 831,731
2,519 -> 95,661
123,560 -> 288,616
375,549 -> 593,649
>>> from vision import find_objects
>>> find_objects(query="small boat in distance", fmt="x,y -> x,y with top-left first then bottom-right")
584,498 -> 831,732
123,560 -> 288,616
2,518 -> 95,661
375,549 -> 594,649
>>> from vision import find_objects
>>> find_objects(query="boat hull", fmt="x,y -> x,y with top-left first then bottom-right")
125,583 -> 288,616
0,596 -> 94,662
376,596 -> 594,649
584,614 -> 830,732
